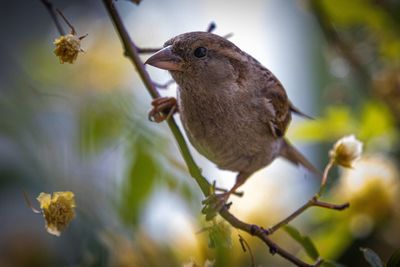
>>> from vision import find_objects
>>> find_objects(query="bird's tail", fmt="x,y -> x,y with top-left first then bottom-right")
279,138 -> 321,176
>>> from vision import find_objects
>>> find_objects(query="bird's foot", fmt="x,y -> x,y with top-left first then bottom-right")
201,193 -> 232,221
148,97 -> 178,123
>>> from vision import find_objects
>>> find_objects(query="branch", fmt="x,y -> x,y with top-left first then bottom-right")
55,8 -> 76,35
265,160 -> 349,235
40,0 -> 65,35
219,208 -> 323,267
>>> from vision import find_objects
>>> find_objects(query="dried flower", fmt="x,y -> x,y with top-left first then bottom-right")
53,34 -> 83,64
37,191 -> 76,236
330,135 -> 363,168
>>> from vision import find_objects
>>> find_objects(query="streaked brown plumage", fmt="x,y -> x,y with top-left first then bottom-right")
146,31 -> 318,201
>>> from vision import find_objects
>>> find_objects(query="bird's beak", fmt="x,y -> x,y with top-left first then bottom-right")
145,45 -> 183,71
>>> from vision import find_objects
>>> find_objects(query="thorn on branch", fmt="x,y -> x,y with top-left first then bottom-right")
223,32 -> 234,39
207,22 -> 217,32
79,33 -> 89,40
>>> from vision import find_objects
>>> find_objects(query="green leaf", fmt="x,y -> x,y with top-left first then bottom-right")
208,221 -> 232,249
284,225 -> 320,260
119,140 -> 158,225
360,247 -> 384,267
387,249 -> 400,267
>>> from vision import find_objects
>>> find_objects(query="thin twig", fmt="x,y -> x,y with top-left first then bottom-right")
56,8 -> 76,35
219,208 -> 322,267
266,196 -> 349,235
23,191 -> 41,214
318,159 -> 333,196
265,160 -> 349,235
40,0 -> 65,35
311,197 -> 349,210
267,200 -> 314,235
239,234 -> 255,267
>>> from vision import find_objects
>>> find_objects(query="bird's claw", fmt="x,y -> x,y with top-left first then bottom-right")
148,97 -> 178,123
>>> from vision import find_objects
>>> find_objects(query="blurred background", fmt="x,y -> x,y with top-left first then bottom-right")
0,0 -> 399,266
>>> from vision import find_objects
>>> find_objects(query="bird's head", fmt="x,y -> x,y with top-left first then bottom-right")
145,32 -> 249,87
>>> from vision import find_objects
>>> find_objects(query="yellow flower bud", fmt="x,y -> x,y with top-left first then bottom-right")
53,34 -> 83,64
37,191 -> 76,236
330,135 -> 363,168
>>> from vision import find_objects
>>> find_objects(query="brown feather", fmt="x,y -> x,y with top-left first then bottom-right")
280,139 -> 321,176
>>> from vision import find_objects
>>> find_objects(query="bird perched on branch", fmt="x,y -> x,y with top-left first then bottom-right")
146,31 -> 318,203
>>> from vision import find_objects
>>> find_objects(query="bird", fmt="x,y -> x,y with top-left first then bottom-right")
145,31 -> 318,202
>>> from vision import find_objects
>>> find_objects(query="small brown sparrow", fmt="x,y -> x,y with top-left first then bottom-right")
146,32 -> 318,201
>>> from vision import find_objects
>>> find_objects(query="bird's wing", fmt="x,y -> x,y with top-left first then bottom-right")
262,81 -> 291,138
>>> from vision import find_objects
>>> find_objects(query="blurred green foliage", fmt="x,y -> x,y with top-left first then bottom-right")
79,96 -> 125,154
292,101 -> 397,148
119,139 -> 158,225
320,0 -> 400,60
284,225 -> 319,261
207,221 -> 232,249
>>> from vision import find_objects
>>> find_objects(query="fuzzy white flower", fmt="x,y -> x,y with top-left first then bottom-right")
330,135 -> 363,168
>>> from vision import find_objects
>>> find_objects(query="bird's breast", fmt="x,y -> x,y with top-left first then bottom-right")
177,85 -> 279,172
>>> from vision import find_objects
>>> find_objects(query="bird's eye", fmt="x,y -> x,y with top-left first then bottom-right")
193,47 -> 207,58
